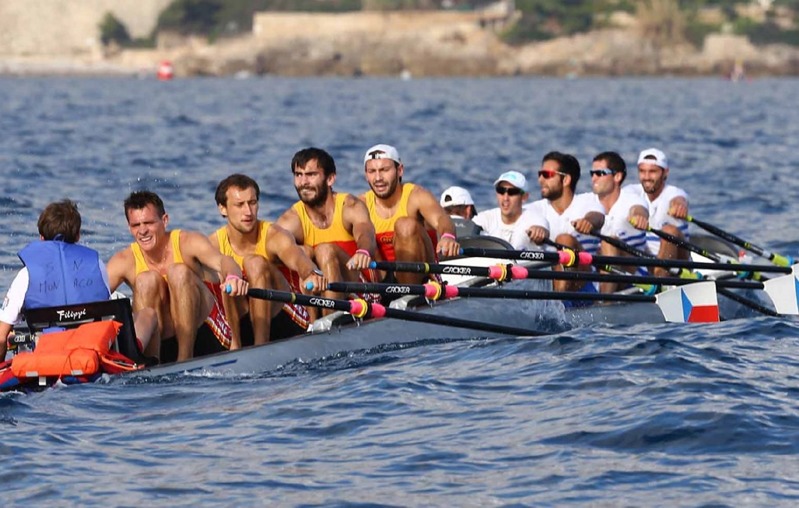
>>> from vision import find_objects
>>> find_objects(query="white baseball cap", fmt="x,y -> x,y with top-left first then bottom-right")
637,148 -> 668,169
364,144 -> 401,165
440,186 -> 475,207
493,170 -> 528,192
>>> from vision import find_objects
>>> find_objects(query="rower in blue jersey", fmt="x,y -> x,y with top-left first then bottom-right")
587,151 -> 650,293
622,148 -> 690,277
0,200 -> 156,360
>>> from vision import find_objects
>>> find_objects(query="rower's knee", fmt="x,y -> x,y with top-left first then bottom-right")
313,243 -> 339,265
134,271 -> 165,299
661,224 -> 683,239
165,263 -> 195,288
242,255 -> 272,285
394,217 -> 422,239
555,233 -> 581,251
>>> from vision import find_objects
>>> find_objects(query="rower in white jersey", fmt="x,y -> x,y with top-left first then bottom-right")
588,151 -> 650,293
525,151 -> 604,292
622,148 -> 689,277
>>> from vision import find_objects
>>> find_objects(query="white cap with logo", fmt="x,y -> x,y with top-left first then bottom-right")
637,148 -> 668,169
364,144 -> 401,165
493,170 -> 528,192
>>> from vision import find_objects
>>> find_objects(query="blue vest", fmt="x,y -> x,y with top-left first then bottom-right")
19,241 -> 110,310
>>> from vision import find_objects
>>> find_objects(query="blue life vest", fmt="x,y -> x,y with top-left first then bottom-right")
18,240 -> 110,309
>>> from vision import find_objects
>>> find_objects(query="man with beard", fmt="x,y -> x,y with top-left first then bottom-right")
623,148 -> 689,275
525,151 -> 605,292
210,174 -> 323,345
107,191 -> 249,363
277,147 -> 377,305
361,144 -> 459,284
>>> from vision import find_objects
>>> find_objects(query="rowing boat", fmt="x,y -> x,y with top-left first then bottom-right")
0,234 -> 787,389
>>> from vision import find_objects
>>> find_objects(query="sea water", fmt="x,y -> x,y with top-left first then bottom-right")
2,76 -> 799,506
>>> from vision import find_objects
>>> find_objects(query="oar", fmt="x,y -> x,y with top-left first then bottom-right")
246,288 -> 547,336
456,249 -> 793,275
686,215 -> 795,267
646,226 -> 725,262
763,266 -> 799,314
600,228 -> 779,316
327,281 -> 720,323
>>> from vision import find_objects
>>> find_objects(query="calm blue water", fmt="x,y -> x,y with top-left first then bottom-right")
3,76 -> 799,505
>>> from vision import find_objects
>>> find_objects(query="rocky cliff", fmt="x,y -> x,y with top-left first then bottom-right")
1,6 -> 798,77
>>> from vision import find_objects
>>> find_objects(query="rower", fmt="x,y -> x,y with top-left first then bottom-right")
106,191 -> 249,363
623,148 -> 690,276
439,186 -> 481,237
525,151 -> 605,292
0,200 -> 157,361
361,143 -> 459,284
276,147 -> 377,309
588,151 -> 650,293
472,170 -> 548,250
210,173 -> 322,345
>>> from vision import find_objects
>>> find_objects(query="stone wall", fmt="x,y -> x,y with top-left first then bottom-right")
0,0 -> 171,56
253,11 -> 489,41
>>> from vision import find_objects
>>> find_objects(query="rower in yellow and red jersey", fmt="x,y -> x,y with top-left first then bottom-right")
210,173 -> 324,346
361,144 -> 460,284
277,147 -> 379,310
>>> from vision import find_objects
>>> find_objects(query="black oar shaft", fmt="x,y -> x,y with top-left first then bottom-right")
329,281 -> 657,303
688,215 -> 768,257
247,288 -> 544,336
648,227 -> 721,261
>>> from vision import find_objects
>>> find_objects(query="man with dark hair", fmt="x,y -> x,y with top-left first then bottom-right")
526,151 -> 605,292
106,190 -> 249,363
210,173 -> 323,344
361,143 -> 459,284
1,200 -> 156,360
586,151 -> 650,292
277,147 -> 377,305
624,148 -> 689,274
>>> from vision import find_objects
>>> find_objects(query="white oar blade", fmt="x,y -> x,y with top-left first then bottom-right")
762,265 -> 799,314
655,281 -> 720,323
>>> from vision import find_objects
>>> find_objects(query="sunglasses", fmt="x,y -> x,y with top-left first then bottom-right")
589,168 -> 615,177
537,170 -> 566,179
495,186 -> 523,196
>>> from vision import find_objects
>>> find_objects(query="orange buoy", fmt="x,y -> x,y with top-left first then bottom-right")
157,60 -> 174,81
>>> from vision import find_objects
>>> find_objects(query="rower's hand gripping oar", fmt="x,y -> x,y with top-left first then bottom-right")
246,288 -> 548,336
686,215 -> 794,267
328,281 -> 721,323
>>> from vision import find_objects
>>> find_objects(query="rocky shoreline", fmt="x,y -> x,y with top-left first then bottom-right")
3,26 -> 799,78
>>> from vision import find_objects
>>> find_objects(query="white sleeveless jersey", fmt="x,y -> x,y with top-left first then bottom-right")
526,192 -> 605,254
622,184 -> 689,254
595,191 -> 649,253
473,207 -> 548,251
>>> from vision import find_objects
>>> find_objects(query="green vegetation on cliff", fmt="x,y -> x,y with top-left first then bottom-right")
99,0 -> 799,49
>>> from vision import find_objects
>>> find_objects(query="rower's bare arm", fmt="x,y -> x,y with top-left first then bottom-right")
413,187 -> 459,257
106,248 -> 134,293
628,205 -> 649,230
527,225 -> 549,245
669,197 -> 689,219
584,211 -> 605,232
267,224 -> 323,292
183,231 -> 248,296
276,208 -> 305,245
343,195 -> 377,270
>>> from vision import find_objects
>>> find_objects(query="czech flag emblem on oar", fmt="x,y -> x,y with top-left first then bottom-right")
655,281 -> 720,323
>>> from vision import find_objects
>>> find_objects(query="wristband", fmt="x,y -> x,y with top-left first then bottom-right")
441,233 -> 456,241
355,249 -> 371,257
225,274 -> 242,282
